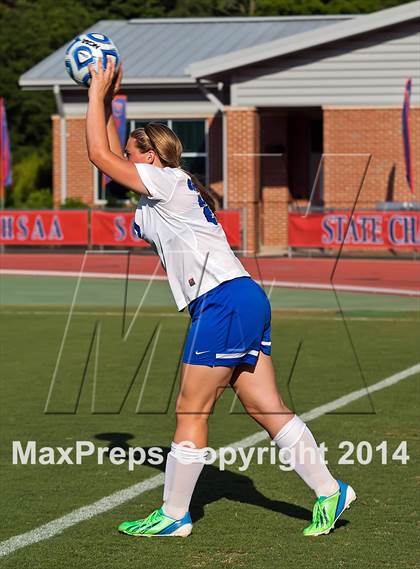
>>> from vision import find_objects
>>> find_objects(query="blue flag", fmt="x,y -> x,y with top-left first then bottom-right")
402,78 -> 413,193
0,97 -> 13,191
112,95 -> 127,147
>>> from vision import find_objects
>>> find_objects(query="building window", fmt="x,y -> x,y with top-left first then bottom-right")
287,113 -> 323,205
95,118 -> 207,204
134,119 -> 207,183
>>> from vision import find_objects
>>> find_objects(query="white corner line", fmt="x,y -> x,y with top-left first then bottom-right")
0,362 -> 419,558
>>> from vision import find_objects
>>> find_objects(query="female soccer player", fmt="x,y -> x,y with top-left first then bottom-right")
86,58 -> 356,538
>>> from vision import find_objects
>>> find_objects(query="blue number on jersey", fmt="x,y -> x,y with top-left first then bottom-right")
187,178 -> 218,225
133,221 -> 142,238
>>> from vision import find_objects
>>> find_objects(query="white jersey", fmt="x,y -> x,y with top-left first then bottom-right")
134,163 -> 249,310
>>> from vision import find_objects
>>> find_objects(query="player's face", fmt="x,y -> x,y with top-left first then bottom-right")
124,137 -> 154,164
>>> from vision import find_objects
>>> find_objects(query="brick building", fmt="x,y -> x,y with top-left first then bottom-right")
20,2 -> 420,253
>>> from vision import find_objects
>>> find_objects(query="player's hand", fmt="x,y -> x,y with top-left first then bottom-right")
104,63 -> 123,107
112,64 -> 123,97
88,56 -> 117,101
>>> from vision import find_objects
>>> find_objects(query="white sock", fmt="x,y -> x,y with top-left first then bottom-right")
273,415 -> 339,498
162,441 -> 208,520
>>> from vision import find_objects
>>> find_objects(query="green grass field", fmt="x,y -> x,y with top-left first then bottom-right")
0,274 -> 419,568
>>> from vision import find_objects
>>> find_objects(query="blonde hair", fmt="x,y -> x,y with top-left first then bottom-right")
130,122 -> 216,212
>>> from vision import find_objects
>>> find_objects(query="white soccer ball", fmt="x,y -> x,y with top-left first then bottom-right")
65,32 -> 120,87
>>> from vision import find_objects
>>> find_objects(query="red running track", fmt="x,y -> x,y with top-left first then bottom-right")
1,253 -> 419,293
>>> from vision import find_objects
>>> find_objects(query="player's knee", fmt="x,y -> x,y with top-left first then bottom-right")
175,412 -> 210,435
175,394 -> 213,417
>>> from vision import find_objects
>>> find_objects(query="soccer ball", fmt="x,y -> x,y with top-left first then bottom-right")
65,33 -> 120,87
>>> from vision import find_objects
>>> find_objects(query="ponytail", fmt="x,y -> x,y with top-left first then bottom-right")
130,122 -> 218,212
182,169 -> 217,213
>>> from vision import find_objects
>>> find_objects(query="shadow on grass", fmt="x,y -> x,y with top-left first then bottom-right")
95,432 -> 327,524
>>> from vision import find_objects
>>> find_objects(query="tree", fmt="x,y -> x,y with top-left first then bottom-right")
0,0 -> 413,206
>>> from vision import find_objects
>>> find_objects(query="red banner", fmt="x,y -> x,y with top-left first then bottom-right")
216,210 -> 242,247
289,211 -> 420,249
91,211 -> 148,246
0,209 -> 241,247
91,210 -> 242,247
0,210 -> 88,245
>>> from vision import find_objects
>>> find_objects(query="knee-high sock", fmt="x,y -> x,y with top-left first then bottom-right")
273,415 -> 339,498
162,441 -> 208,519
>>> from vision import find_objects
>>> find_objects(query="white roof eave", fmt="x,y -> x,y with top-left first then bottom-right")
187,1 -> 420,78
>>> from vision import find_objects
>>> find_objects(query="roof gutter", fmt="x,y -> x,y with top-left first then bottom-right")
53,85 -> 67,205
196,80 -> 229,209
19,76 -> 216,91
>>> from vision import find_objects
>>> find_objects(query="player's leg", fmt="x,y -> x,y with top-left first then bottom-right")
118,363 -> 234,537
173,362 -> 234,447
230,352 -> 292,437
162,362 -> 234,518
231,352 -> 356,535
231,353 -> 338,493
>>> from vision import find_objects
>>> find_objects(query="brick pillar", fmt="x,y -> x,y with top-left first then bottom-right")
262,187 -> 289,247
260,111 -> 289,248
208,113 -> 223,201
52,115 -> 61,208
226,107 -> 260,254
52,115 -> 95,207
67,118 -> 94,206
323,107 -> 420,209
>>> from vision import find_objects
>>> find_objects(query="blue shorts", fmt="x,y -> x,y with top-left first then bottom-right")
183,276 -> 272,367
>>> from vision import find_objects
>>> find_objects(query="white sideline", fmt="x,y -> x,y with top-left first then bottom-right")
0,362 -> 419,558
1,268 -> 419,297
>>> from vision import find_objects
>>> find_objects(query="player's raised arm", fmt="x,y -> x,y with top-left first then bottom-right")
85,58 -> 148,195
104,65 -> 124,158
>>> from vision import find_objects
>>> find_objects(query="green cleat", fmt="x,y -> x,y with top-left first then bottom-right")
303,480 -> 356,536
118,507 -> 192,537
